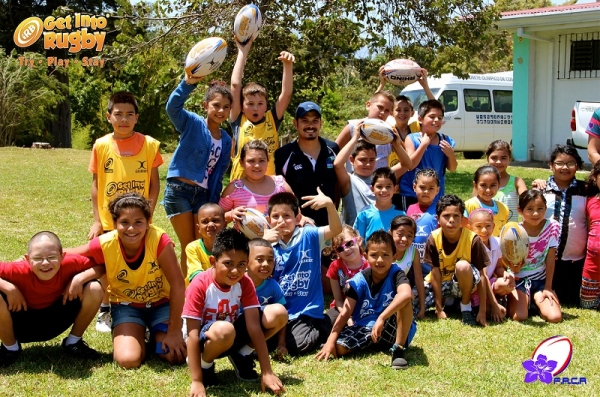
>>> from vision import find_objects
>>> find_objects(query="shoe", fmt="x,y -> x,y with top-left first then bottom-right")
228,352 -> 259,381
202,364 -> 220,387
0,343 -> 22,367
461,310 -> 477,326
390,344 -> 408,370
61,338 -> 100,360
96,311 -> 112,333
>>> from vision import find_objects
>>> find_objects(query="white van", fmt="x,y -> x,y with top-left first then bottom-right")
400,72 -> 513,159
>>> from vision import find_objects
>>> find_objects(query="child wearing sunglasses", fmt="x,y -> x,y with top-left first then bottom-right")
325,226 -> 370,326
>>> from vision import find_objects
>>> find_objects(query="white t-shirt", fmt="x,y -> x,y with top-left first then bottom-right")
200,136 -> 222,188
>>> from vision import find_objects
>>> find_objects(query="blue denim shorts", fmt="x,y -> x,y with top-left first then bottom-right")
163,178 -> 209,217
515,277 -> 546,298
111,301 -> 171,331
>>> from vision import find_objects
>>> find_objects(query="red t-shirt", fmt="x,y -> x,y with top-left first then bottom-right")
0,254 -> 95,309
183,270 -> 259,326
326,257 -> 370,308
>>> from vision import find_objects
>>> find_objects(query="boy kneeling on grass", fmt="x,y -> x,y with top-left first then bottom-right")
315,231 -> 416,369
183,228 -> 284,397
0,232 -> 104,366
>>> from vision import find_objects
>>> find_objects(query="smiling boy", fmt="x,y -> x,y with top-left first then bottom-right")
402,99 -> 457,207
265,190 -> 342,356
183,229 -> 284,396
0,232 -> 104,366
315,231 -> 415,369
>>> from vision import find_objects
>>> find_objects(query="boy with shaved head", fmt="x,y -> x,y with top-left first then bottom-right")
0,231 -> 104,366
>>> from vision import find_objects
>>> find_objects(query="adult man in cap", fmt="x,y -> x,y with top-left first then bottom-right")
275,102 -> 340,294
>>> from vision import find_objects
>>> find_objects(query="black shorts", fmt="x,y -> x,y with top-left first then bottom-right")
2,294 -> 81,343
284,315 -> 332,356
199,310 -> 267,357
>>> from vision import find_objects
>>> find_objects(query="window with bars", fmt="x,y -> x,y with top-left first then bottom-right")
557,32 -> 600,79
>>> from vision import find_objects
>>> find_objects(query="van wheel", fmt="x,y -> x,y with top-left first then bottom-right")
464,151 -> 484,160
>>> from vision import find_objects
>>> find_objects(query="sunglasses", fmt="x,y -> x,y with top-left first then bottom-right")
335,238 -> 358,253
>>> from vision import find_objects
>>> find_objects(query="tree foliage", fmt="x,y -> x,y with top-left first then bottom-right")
0,50 -> 66,146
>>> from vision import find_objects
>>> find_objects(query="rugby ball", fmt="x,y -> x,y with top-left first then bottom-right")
184,37 -> 228,78
500,222 -> 529,272
382,59 -> 422,86
236,208 -> 270,239
234,4 -> 262,45
530,335 -> 573,376
359,118 -> 395,145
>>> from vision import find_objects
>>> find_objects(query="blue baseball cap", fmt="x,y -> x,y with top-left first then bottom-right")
295,101 -> 322,119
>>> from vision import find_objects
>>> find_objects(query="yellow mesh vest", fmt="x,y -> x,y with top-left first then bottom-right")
100,225 -> 171,304
464,198 -> 509,237
95,134 -> 160,230
425,228 -> 475,283
388,121 -> 420,167
230,112 -> 278,180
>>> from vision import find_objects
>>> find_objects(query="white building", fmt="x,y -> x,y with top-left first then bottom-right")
497,2 -> 600,162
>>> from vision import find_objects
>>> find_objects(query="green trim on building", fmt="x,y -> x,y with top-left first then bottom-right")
512,34 -> 529,161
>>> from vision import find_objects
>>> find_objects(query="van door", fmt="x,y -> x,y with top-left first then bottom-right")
463,88 -> 494,153
492,89 -> 513,143
437,89 -> 463,149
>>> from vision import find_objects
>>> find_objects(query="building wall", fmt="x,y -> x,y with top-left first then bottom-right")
525,28 -> 600,162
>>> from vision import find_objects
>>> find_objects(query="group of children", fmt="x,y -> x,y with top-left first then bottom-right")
2,33 -> 600,397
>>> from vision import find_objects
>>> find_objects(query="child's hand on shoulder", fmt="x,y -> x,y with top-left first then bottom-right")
532,178 -> 547,190
302,187 -> 333,210
278,51 -> 295,65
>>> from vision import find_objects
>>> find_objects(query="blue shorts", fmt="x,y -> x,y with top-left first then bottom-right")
163,178 -> 209,217
111,301 -> 171,333
515,277 -> 546,298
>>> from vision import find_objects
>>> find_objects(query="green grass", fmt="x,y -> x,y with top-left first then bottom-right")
0,147 -> 598,397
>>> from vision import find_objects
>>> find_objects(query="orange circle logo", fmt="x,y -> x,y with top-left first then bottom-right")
13,17 -> 43,48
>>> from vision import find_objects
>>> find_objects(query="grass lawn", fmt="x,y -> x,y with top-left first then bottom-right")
0,147 -> 597,397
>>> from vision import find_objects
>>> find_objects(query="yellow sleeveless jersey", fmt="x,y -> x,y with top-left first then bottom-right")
230,111 -> 278,180
425,228 -> 475,283
388,121 -> 420,168
464,198 -> 509,237
100,225 -> 170,304
95,134 -> 160,230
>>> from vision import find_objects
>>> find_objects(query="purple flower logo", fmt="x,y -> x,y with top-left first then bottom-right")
522,354 -> 557,384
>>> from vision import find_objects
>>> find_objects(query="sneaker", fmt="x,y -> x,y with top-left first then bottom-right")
390,344 -> 408,370
61,338 -> 100,360
0,343 -> 22,367
228,352 -> 259,381
202,364 -> 220,387
461,310 -> 478,326
96,311 -> 112,333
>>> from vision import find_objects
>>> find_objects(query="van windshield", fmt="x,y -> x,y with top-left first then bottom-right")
399,89 -> 439,110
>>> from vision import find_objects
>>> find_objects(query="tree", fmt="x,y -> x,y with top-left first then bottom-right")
0,49 -> 66,146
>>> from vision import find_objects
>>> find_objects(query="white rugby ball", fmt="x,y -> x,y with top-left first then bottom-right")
236,208 -> 270,239
382,59 -> 422,86
184,37 -> 228,78
234,4 -> 262,45
500,222 -> 529,272
359,118 -> 395,145
531,335 -> 573,376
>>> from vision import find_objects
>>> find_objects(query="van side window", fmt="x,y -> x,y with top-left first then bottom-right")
493,90 -> 512,113
464,89 -> 491,112
439,90 -> 458,112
